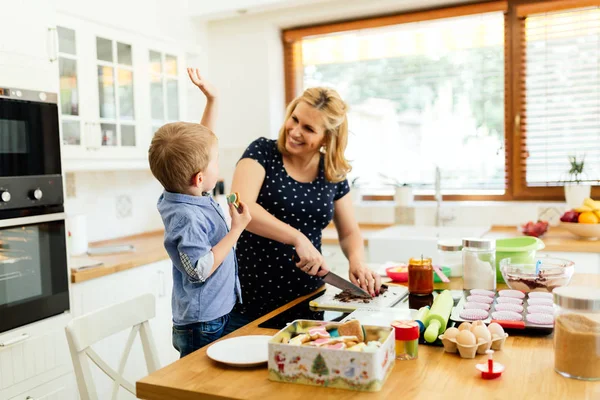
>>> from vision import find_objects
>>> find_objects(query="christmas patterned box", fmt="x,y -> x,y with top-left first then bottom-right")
268,320 -> 395,392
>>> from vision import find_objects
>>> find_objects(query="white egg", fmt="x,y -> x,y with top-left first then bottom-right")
457,330 -> 476,346
458,322 -> 472,331
487,322 -> 505,337
472,326 -> 492,342
444,327 -> 460,339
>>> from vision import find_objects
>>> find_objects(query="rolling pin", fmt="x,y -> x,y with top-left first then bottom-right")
414,306 -> 430,334
423,290 -> 453,343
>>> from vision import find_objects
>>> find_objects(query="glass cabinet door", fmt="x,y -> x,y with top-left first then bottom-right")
57,26 -> 82,146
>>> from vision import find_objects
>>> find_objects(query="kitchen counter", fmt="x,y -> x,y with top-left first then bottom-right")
70,230 -> 167,283
137,274 -> 600,400
485,226 -> 600,253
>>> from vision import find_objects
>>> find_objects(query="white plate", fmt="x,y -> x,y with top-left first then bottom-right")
207,335 -> 272,367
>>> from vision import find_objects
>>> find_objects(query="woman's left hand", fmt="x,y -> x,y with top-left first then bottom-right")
349,262 -> 381,297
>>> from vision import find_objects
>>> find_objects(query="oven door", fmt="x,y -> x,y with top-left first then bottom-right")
0,213 -> 69,334
0,91 -> 61,177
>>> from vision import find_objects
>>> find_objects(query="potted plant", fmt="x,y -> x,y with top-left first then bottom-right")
350,177 -> 362,204
564,155 -> 591,208
379,174 -> 413,205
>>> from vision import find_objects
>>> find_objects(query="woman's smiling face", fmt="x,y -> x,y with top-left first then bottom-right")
283,101 -> 327,156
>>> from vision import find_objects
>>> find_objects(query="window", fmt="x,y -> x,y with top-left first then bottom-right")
96,37 -> 136,147
517,4 -> 600,194
57,26 -> 81,146
284,1 -> 600,200
149,51 -> 179,135
285,6 -> 506,196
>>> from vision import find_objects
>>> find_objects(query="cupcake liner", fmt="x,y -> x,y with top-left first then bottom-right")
526,305 -> 554,315
470,289 -> 496,298
494,303 -> 524,313
464,302 -> 491,311
527,298 -> 553,306
496,297 -> 523,305
528,292 -> 553,299
491,311 -> 523,321
459,309 -> 489,320
466,295 -> 494,304
499,289 -> 525,299
526,313 -> 554,325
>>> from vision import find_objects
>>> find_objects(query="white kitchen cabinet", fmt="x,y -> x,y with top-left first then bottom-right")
55,13 -> 186,172
0,0 -> 58,92
0,314 -> 77,400
70,260 -> 177,400
540,251 -> 600,275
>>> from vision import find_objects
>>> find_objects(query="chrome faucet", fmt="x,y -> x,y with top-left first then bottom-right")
434,166 -> 443,227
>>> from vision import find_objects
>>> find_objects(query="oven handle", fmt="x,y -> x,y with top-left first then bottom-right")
0,333 -> 30,347
0,212 -> 66,228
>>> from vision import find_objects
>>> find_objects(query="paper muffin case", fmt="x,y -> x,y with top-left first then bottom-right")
268,320 -> 395,392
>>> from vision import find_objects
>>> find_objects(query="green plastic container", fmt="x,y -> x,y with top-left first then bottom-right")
495,237 -> 545,283
433,266 -> 452,283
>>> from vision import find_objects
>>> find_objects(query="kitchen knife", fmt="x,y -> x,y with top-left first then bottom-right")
322,271 -> 372,298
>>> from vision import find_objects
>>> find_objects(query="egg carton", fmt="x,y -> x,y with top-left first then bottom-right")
438,320 -> 508,359
450,289 -> 554,335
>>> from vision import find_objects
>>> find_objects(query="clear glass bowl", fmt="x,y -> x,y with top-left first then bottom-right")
499,256 -> 575,293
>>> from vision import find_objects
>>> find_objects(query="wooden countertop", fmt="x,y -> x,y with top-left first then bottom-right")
485,226 -> 600,253
137,274 -> 600,400
70,230 -> 167,284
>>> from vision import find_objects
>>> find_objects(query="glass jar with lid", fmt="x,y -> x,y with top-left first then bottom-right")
437,240 -> 463,277
408,257 -> 434,296
462,238 -> 496,290
553,286 -> 600,381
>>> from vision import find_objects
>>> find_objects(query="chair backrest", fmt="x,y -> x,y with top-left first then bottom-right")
65,293 -> 160,400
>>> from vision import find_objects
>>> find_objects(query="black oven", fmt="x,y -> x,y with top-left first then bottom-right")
0,86 -> 69,334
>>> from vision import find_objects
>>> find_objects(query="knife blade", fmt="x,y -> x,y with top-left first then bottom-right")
322,271 -> 372,298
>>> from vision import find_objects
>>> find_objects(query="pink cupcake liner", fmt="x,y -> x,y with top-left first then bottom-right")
526,313 -> 554,325
527,298 -> 553,306
464,302 -> 491,311
494,303 -> 524,313
528,292 -> 553,300
498,289 -> 525,299
470,289 -> 496,298
459,308 -> 489,320
491,311 -> 523,321
526,305 -> 554,315
496,297 -> 523,305
466,295 -> 494,304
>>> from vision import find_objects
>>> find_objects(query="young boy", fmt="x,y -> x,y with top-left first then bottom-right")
148,68 -> 251,358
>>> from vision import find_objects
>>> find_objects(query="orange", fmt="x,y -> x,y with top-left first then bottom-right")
578,211 -> 599,224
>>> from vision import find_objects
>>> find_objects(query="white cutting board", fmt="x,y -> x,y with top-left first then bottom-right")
309,285 -> 408,311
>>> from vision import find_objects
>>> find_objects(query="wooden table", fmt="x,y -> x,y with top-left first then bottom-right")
137,275 -> 600,400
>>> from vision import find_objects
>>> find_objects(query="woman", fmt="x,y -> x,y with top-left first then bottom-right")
226,87 -> 381,328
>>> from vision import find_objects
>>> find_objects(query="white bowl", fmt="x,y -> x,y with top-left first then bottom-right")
561,222 -> 600,240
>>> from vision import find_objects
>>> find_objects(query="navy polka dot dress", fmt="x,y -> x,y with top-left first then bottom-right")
234,137 -> 350,319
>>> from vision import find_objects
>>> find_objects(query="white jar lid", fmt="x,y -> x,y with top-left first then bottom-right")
553,286 -> 600,311
438,240 -> 463,252
462,238 -> 495,250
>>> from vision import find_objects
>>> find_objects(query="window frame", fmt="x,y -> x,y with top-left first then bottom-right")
282,0 -> 600,201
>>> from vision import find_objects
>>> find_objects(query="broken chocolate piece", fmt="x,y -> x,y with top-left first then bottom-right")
333,284 -> 389,303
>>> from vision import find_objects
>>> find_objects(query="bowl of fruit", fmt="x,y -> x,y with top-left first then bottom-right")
560,197 -> 600,240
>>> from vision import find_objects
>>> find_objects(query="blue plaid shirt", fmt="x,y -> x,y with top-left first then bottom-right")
157,191 -> 242,325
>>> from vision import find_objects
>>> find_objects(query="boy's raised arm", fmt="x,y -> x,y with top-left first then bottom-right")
187,68 -> 218,131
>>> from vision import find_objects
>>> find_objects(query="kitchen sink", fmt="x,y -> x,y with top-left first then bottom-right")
368,225 -> 491,264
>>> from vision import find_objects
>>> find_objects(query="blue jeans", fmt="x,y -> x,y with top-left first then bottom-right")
172,314 -> 230,358
222,309 -> 253,336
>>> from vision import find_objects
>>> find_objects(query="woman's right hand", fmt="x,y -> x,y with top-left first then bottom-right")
293,235 -> 329,277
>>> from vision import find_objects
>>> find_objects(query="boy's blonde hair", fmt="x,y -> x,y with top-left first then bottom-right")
149,122 -> 217,193
277,87 -> 351,183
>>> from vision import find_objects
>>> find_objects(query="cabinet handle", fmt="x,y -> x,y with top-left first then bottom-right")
26,397 -> 34,400
0,333 -> 29,347
47,27 -> 58,62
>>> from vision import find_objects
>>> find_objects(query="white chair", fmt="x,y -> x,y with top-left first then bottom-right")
65,293 -> 160,400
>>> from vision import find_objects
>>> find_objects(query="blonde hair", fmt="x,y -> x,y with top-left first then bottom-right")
277,88 -> 351,183
148,122 -> 217,193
